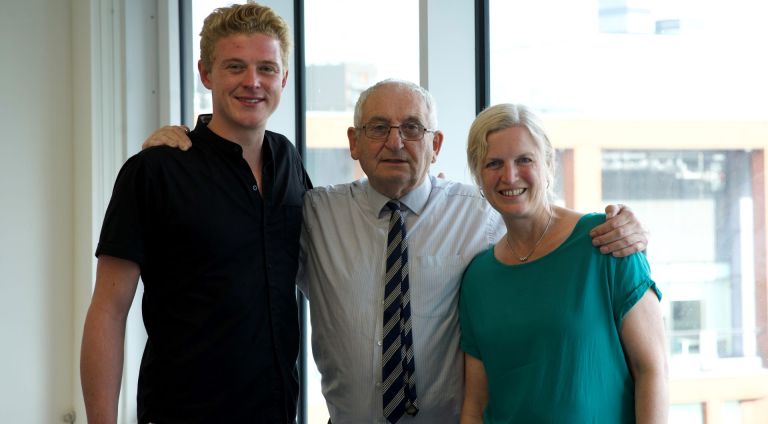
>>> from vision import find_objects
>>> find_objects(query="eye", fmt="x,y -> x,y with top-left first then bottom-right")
516,156 -> 534,165
401,122 -> 421,131
484,159 -> 502,169
258,65 -> 278,74
370,123 -> 390,132
400,122 -> 422,137
363,122 -> 392,138
225,63 -> 245,72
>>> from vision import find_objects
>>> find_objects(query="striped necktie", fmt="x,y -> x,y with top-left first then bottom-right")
382,201 -> 419,423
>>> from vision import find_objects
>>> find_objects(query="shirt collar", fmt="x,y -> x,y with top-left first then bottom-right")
191,113 -> 274,165
364,176 -> 432,218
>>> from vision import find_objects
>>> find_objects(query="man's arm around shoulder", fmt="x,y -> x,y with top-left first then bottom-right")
81,255 -> 141,424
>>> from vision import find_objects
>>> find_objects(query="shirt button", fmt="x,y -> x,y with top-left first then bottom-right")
377,340 -> 382,346
252,185 -> 258,191
375,382 -> 381,388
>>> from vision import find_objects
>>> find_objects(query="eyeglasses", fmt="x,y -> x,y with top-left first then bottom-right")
360,121 -> 436,141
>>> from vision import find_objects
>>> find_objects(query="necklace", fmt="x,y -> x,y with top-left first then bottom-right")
505,211 -> 553,262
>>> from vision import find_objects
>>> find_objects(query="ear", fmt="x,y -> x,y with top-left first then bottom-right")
430,130 -> 445,163
198,60 -> 213,90
348,127 -> 360,160
281,68 -> 289,89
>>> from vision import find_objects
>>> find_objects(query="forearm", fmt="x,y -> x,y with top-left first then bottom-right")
460,394 -> 485,424
461,354 -> 489,424
634,370 -> 668,424
460,408 -> 484,424
80,305 -> 127,424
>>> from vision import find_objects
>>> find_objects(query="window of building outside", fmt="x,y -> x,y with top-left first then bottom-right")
490,0 -> 768,422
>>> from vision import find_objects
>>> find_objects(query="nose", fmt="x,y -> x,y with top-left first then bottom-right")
383,126 -> 405,150
501,161 -> 517,182
242,65 -> 261,88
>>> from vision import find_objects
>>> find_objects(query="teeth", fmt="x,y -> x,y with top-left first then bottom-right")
501,188 -> 526,196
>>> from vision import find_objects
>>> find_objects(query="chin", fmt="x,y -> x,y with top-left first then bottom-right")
491,201 -> 529,217
377,171 -> 413,184
236,115 -> 268,128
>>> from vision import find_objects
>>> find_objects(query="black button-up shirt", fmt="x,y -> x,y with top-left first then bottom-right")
96,116 -> 311,423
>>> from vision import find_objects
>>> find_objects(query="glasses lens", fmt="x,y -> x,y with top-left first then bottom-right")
366,123 -> 390,139
400,123 -> 423,140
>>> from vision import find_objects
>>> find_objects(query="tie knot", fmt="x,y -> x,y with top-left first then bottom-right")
386,201 -> 401,212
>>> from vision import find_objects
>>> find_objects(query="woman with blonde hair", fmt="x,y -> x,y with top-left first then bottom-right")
459,104 -> 668,423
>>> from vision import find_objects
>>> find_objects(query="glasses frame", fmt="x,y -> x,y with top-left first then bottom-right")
359,122 -> 437,141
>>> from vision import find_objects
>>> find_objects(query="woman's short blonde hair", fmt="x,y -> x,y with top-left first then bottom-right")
467,103 -> 555,195
199,3 -> 291,72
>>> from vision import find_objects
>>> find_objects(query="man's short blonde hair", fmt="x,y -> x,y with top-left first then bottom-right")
199,3 -> 291,72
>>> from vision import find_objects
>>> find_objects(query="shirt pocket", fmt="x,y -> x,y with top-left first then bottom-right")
410,255 -> 472,318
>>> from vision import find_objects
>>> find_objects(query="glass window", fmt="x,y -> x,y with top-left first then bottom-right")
490,0 -> 768,421
603,150 -> 756,363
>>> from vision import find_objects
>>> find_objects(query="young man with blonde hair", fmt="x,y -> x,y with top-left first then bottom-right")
80,4 -> 310,423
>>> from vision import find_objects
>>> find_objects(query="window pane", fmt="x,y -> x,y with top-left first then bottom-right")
303,0 -> 420,422
603,150 -> 755,362
304,0 -> 419,187
190,0 -> 235,120
490,0 -> 768,420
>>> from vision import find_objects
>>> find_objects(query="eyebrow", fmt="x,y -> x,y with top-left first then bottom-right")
219,58 -> 280,67
485,151 -> 537,159
366,115 -> 424,123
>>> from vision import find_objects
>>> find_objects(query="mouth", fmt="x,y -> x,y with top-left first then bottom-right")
500,188 -> 526,196
236,96 -> 265,105
380,158 -> 408,164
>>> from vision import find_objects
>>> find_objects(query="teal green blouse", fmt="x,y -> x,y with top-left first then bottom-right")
460,213 -> 660,423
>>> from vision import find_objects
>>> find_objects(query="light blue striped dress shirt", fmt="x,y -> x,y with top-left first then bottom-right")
298,175 -> 505,423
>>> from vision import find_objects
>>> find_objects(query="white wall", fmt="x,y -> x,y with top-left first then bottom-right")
0,0 -> 162,421
0,0 -> 75,421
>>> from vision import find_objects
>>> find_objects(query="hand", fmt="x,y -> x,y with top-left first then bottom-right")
141,125 -> 192,151
589,204 -> 649,257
